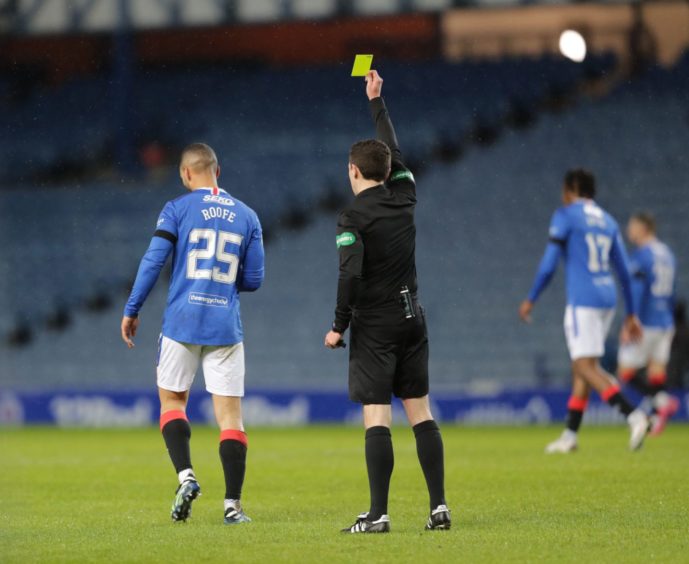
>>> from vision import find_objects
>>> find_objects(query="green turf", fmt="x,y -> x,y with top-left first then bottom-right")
2,425 -> 688,563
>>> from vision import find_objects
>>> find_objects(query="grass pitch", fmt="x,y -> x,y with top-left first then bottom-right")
2,425 -> 688,563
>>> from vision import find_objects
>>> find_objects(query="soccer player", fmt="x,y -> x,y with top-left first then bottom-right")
519,169 -> 649,453
121,143 -> 264,524
324,70 -> 450,533
617,212 -> 678,435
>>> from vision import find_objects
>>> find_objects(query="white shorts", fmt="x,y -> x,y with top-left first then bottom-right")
618,327 -> 675,369
563,306 -> 615,361
157,335 -> 245,397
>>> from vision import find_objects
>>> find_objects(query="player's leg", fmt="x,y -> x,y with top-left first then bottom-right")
342,320 -> 395,534
361,404 -> 394,525
402,395 -> 450,530
396,303 -> 449,530
546,373 -> 589,453
202,342 -> 250,524
212,395 -> 250,524
157,335 -> 202,522
573,357 -> 649,450
565,307 -> 648,450
618,330 -> 653,399
647,328 -> 680,434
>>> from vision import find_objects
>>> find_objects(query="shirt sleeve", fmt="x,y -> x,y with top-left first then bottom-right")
123,236 -> 174,317
548,208 -> 570,245
237,213 -> 265,293
526,210 -> 569,303
153,201 -> 178,244
527,242 -> 563,303
123,202 -> 178,317
610,229 -> 636,316
369,97 -> 416,195
333,210 -> 364,334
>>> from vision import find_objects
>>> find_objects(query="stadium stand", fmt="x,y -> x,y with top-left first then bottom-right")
1,53 -> 686,391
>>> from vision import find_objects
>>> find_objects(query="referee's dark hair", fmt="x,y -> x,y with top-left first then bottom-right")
631,210 -> 657,234
349,139 -> 391,182
564,168 -> 596,199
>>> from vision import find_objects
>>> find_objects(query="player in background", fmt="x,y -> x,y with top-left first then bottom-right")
121,143 -> 264,524
325,71 -> 450,533
617,212 -> 679,435
519,169 -> 649,453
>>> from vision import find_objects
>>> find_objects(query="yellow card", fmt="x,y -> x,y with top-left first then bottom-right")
351,54 -> 373,77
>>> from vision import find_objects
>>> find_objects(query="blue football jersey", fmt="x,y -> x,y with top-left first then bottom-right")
629,240 -> 676,329
124,187 -> 264,346
549,200 -> 629,309
528,199 -> 634,314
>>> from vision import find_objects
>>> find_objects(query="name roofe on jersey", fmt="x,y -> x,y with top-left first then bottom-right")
201,193 -> 237,222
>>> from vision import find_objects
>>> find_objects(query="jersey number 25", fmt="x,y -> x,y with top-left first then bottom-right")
186,228 -> 243,284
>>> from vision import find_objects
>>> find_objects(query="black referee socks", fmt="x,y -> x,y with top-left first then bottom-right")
413,419 -> 446,510
365,426 -> 394,521
219,430 -> 248,500
160,410 -> 193,474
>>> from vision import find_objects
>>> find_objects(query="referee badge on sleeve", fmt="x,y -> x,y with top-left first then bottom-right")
336,232 -> 356,248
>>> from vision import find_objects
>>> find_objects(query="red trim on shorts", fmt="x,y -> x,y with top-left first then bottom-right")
600,385 -> 620,402
619,369 -> 636,383
649,372 -> 667,386
220,429 -> 247,447
567,396 -> 588,412
160,410 -> 188,431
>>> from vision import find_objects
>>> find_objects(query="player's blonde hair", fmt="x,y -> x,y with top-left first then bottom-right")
180,143 -> 218,174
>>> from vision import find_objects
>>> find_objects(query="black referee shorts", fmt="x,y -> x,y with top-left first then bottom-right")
348,301 -> 429,405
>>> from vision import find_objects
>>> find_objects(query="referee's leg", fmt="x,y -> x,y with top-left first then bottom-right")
362,404 -> 394,522
403,396 -> 448,514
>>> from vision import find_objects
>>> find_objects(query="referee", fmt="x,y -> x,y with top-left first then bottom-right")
324,70 -> 451,533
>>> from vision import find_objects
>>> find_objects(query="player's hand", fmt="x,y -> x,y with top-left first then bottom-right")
623,315 -> 643,344
519,300 -> 534,323
365,70 -> 383,100
121,316 -> 140,349
324,330 -> 345,349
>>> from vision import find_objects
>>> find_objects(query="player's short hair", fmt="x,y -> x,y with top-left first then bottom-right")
349,139 -> 391,182
631,211 -> 657,233
180,143 -> 218,174
564,168 -> 596,199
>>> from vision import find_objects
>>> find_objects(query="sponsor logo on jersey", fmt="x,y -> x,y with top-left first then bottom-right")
336,232 -> 356,248
157,217 -> 165,227
188,292 -> 230,308
203,194 -> 235,206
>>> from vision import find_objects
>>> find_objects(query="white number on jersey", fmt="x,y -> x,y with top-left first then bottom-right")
585,233 -> 612,273
652,262 -> 674,297
186,229 -> 243,284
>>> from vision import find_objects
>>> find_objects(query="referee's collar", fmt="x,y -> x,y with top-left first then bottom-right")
356,184 -> 385,198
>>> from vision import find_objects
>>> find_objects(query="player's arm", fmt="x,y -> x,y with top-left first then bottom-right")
610,229 -> 643,342
325,211 -> 364,349
520,209 -> 568,322
121,204 -> 177,348
366,71 -> 416,191
237,214 -> 265,292
520,242 -> 563,322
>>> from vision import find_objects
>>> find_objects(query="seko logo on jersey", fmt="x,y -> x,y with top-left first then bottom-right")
203,194 -> 235,206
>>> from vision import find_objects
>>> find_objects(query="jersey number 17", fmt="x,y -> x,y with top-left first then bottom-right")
585,233 -> 612,273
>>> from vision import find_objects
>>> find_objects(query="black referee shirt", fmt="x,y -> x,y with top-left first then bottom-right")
333,97 -> 418,334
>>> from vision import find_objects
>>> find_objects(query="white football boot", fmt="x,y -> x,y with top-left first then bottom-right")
627,409 -> 651,451
545,430 -> 578,454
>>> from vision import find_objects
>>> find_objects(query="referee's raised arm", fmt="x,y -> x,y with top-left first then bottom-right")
366,70 -> 415,191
